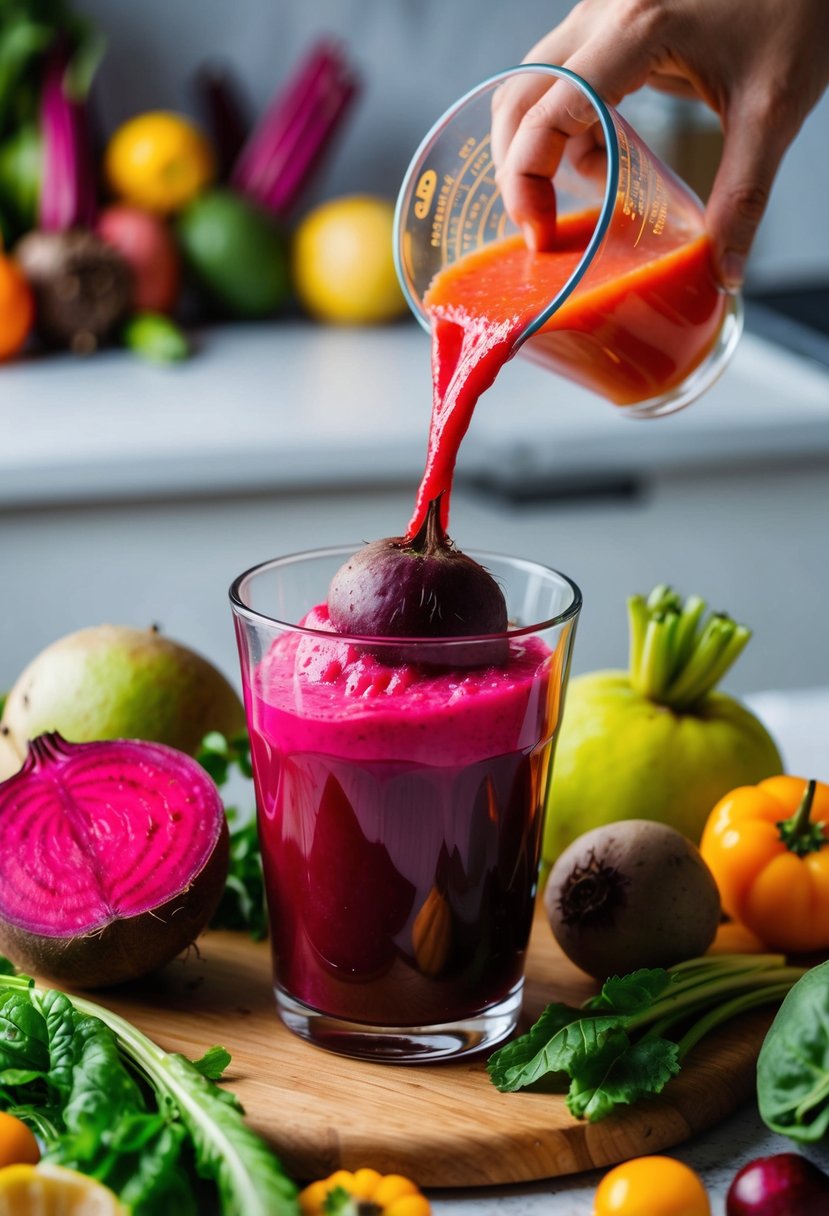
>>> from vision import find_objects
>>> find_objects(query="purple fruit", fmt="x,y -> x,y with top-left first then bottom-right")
726,1153 -> 829,1215
327,497 -> 508,666
0,732 -> 228,987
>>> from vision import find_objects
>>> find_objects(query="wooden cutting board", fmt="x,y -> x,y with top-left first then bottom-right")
91,911 -> 773,1189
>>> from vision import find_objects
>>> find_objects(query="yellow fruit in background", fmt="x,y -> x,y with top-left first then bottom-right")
105,111 -> 215,214
293,195 -> 407,324
0,1163 -> 126,1214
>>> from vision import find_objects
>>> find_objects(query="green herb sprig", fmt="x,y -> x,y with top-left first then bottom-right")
197,731 -> 268,941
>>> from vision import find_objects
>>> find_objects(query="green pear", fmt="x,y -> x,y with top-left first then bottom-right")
2,625 -> 246,757
542,587 -> 782,882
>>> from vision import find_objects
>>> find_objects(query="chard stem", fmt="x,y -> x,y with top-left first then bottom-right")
628,967 -> 807,1035
676,982 -> 796,1059
668,953 -> 787,977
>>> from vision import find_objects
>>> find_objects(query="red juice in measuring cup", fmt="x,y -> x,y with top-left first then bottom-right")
394,64 -> 742,425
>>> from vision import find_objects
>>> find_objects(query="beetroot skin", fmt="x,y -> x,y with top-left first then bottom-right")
328,497 -> 509,666
0,732 -> 228,987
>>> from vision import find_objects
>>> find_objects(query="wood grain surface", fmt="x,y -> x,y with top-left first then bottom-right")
91,911 -> 773,1188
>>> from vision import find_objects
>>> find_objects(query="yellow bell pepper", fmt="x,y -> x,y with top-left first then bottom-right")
299,1168 -> 431,1216
701,775 -> 829,953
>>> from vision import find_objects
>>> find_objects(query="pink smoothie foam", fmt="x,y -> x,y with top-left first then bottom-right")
247,602 -> 556,1027
252,603 -> 552,765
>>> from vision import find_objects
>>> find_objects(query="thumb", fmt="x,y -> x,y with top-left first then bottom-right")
705,91 -> 792,290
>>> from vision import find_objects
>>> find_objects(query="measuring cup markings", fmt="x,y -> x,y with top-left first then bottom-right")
450,136 -> 496,261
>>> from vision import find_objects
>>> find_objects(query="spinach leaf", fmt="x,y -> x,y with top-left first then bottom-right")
758,959 -> 829,1143
0,964 -> 299,1214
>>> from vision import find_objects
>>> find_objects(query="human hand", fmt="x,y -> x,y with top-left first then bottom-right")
492,0 -> 829,288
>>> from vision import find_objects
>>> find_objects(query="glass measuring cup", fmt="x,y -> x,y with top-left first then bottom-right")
394,65 -> 743,418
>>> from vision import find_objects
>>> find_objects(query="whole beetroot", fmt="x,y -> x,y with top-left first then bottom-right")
327,496 -> 508,666
545,819 -> 721,979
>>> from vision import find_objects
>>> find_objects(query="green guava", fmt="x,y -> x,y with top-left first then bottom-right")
1,625 -> 245,762
542,586 -> 783,879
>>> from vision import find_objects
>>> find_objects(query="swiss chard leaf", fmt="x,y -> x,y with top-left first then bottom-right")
488,1003 -> 580,1091
567,1034 -> 681,1122
488,1004 -> 612,1092
758,960 -> 829,1143
192,1045 -> 232,1081
584,969 -> 674,1015
160,1052 -> 298,1216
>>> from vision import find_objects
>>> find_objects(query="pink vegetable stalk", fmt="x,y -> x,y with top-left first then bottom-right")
231,38 -> 360,221
194,62 -> 250,180
39,46 -> 98,232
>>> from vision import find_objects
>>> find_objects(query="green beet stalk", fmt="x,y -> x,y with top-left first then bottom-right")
628,586 -> 752,711
631,957 -> 807,1046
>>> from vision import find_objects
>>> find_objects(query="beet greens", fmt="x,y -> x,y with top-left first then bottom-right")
489,955 -> 805,1122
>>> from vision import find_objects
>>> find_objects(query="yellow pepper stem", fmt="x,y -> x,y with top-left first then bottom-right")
777,779 -> 825,857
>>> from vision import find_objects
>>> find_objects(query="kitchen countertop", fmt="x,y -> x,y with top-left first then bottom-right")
2,321 -> 828,508
429,684 -> 829,1214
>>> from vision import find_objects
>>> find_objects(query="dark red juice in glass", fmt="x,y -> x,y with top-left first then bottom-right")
246,604 -> 558,1028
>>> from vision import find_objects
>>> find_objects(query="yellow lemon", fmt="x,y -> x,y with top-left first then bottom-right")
0,1163 -> 127,1214
293,195 -> 407,324
105,111 -> 215,214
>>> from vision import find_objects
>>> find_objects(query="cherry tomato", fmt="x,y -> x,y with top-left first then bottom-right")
0,1111 -> 40,1167
594,1156 -> 710,1216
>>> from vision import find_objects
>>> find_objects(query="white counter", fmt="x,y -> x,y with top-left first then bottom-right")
1,321 -> 828,508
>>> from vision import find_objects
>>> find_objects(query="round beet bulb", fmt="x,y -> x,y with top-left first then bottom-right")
726,1153 -> 829,1215
328,497 -> 509,666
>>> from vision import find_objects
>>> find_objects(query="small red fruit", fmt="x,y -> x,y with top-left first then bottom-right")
97,204 -> 180,313
726,1152 -> 829,1215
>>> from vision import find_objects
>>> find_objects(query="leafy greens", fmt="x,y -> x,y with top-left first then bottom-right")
198,731 -> 268,941
757,959 -> 829,1144
0,965 -> 298,1215
489,954 -> 805,1122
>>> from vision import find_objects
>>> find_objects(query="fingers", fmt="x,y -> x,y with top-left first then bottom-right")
705,88 -> 797,289
496,14 -> 659,249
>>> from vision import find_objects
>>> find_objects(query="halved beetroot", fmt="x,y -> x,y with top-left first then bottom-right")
0,732 -> 228,987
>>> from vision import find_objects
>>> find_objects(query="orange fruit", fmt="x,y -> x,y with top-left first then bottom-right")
105,111 -> 215,214
0,1113 -> 39,1168
292,195 -> 406,324
0,1163 -> 126,1214
0,254 -> 34,360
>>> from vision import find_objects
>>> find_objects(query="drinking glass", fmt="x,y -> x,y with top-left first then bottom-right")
230,548 -> 581,1062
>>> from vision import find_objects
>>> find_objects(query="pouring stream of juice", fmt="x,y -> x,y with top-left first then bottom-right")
408,209 -> 724,537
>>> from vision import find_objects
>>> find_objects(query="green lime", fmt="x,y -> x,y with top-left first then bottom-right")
176,188 -> 291,319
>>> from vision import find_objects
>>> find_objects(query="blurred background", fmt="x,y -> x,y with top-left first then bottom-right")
1,0 -> 828,705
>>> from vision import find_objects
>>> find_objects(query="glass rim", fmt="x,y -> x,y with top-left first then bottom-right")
229,545 -> 582,645
392,63 -> 620,351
